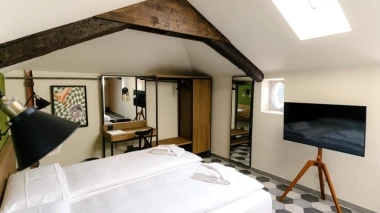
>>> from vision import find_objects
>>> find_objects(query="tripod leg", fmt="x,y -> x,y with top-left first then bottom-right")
141,110 -> 145,120
318,166 -> 325,200
278,160 -> 314,201
322,163 -> 342,213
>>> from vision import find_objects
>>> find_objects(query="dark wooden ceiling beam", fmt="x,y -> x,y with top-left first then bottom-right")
0,0 -> 264,82
204,40 -> 264,81
96,0 -> 229,43
0,18 -> 128,69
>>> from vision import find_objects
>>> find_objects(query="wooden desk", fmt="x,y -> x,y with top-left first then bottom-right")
102,120 -> 156,157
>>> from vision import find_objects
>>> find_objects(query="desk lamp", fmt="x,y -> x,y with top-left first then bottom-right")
25,92 -> 51,110
0,93 -> 79,171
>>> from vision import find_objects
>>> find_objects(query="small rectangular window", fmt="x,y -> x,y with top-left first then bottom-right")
261,79 -> 284,114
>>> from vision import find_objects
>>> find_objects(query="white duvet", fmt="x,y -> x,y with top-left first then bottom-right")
14,164 -> 264,213
63,148 -> 202,199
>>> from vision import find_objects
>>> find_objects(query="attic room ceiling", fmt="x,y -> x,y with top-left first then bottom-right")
1,0 -> 380,76
188,0 -> 380,72
0,0 -> 262,80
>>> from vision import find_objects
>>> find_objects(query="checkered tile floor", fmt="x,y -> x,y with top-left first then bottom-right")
202,156 -> 362,213
230,143 -> 250,166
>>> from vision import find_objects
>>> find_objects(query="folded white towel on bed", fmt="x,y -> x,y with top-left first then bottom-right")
150,144 -> 185,156
192,163 -> 236,185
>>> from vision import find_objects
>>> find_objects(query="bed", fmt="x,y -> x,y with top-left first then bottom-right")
284,118 -> 365,156
0,138 -> 272,213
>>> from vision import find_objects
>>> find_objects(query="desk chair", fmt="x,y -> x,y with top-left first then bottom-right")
124,128 -> 153,153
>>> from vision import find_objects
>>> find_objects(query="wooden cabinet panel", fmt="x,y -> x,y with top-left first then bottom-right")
192,79 -> 211,154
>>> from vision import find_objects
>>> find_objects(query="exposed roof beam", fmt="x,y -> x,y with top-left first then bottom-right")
204,40 -> 264,82
0,18 -> 128,70
96,0 -> 229,42
0,0 -> 264,82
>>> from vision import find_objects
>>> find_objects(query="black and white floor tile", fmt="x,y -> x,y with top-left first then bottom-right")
230,143 -> 250,166
202,156 -> 362,213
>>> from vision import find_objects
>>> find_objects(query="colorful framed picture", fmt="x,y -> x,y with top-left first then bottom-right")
51,86 -> 88,127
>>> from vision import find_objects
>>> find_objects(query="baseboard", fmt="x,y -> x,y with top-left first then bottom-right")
210,153 -> 375,213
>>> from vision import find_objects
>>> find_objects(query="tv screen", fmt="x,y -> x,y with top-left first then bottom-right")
283,102 -> 366,157
133,90 -> 146,108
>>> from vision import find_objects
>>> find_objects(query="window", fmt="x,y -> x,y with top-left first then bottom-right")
261,79 -> 284,114
271,82 -> 284,109
272,0 -> 351,40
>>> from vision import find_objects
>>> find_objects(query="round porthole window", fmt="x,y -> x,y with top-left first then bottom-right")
271,82 -> 284,109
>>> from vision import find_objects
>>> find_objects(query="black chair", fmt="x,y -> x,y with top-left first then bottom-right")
124,128 -> 153,153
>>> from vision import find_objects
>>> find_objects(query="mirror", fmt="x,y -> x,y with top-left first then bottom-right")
230,76 -> 253,167
101,75 -> 146,124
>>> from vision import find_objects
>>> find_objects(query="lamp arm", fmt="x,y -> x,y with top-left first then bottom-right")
24,92 -> 36,107
0,127 -> 10,138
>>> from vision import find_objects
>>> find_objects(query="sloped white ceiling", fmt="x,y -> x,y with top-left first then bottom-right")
188,0 -> 380,73
183,40 -> 243,76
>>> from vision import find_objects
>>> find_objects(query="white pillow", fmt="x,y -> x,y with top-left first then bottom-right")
0,163 -> 69,213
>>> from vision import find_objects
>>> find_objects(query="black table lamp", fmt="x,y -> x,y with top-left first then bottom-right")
25,92 -> 51,110
0,94 -> 79,171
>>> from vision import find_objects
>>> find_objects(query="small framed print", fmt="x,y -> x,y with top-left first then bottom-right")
51,86 -> 88,127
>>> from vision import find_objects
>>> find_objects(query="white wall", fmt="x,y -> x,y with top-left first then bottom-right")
251,66 -> 380,212
5,70 -> 103,166
107,78 -> 125,117
146,81 -> 178,140
123,77 -> 136,120
211,77 -> 233,158
104,80 -> 110,108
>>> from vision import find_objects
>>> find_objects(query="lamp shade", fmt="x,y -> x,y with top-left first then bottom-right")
35,96 -> 51,109
9,107 -> 79,171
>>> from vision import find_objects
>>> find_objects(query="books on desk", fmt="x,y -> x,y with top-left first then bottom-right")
106,130 -> 126,135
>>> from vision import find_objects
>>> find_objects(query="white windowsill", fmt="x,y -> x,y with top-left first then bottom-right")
261,110 -> 283,115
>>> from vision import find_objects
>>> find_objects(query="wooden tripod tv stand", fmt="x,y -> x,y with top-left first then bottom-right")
278,148 -> 342,213
134,108 -> 145,121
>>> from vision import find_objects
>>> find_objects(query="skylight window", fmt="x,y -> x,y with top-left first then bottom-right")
272,0 -> 352,40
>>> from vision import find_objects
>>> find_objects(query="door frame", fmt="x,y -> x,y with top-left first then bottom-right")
229,76 -> 254,167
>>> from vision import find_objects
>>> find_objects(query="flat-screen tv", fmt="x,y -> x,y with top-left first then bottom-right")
133,90 -> 146,108
283,102 -> 366,157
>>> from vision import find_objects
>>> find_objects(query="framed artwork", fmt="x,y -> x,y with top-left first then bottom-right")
51,86 -> 88,127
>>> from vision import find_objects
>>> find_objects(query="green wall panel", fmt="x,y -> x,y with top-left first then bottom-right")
237,83 -> 252,105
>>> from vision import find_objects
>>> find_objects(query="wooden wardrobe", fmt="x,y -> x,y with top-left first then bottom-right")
178,78 -> 211,154
148,75 -> 212,155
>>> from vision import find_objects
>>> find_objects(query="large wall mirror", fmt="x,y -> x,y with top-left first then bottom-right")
230,76 -> 254,167
101,75 -> 146,124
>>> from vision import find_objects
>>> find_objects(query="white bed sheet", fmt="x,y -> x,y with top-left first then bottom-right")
63,148 -> 202,199
69,163 -> 264,213
0,164 -> 69,213
13,190 -> 272,213
14,190 -> 272,213
12,164 -> 270,213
